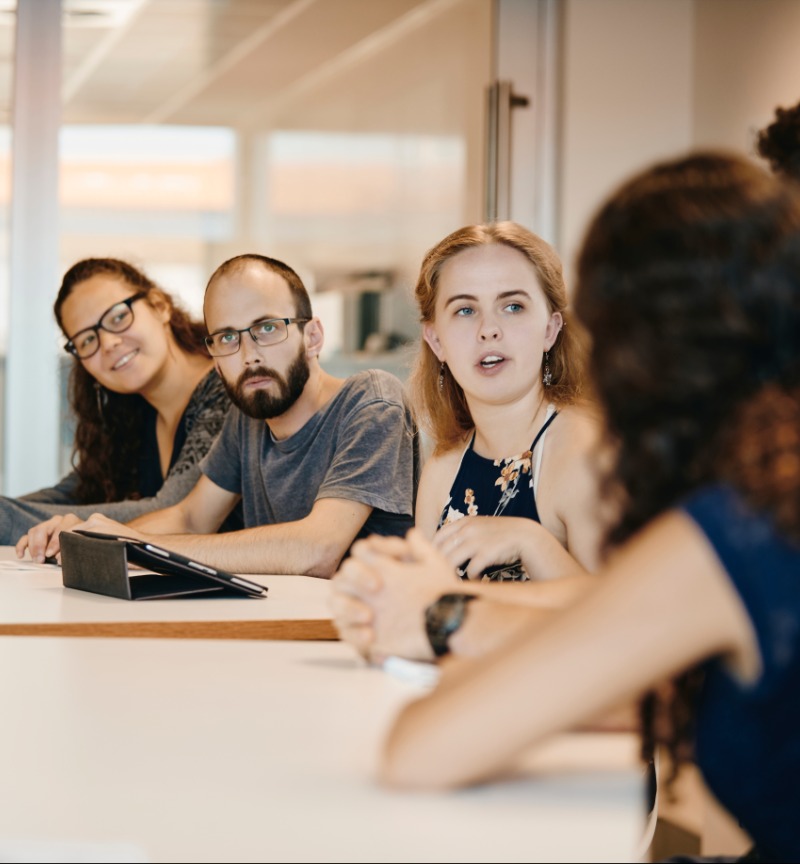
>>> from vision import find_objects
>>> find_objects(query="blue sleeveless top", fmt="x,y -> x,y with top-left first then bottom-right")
436,408 -> 559,582
682,484 -> 800,863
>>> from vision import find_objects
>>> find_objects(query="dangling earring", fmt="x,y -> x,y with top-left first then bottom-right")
438,362 -> 446,392
94,380 -> 108,417
542,352 -> 552,387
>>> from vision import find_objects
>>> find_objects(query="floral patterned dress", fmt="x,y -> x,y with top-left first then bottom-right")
436,407 -> 558,582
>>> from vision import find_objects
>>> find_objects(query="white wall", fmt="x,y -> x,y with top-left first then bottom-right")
557,0 -> 800,291
559,0 -> 695,285
693,0 -> 800,153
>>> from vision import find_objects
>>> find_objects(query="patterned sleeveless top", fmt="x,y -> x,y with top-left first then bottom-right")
436,405 -> 558,582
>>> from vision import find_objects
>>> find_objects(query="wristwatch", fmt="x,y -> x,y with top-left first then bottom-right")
424,592 -> 478,658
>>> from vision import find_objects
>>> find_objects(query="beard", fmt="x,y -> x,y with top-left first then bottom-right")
221,347 -> 310,420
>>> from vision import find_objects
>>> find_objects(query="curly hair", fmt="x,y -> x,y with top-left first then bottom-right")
54,258 -> 208,504
407,222 -> 587,455
574,151 -> 800,782
756,100 -> 800,181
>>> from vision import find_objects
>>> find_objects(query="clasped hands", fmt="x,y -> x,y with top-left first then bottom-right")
330,516 -> 528,663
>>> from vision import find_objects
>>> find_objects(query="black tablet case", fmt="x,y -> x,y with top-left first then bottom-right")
60,531 -> 266,600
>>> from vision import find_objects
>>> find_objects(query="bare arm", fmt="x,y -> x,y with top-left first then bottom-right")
432,515 -> 592,583
18,473 -> 239,563
331,415 -> 605,661
542,406 -> 609,573
413,451 -> 462,539
380,514 -> 759,790
73,485 -> 373,577
417,436 -> 597,607
331,532 -> 594,662
125,474 -> 236,534
427,407 -> 607,582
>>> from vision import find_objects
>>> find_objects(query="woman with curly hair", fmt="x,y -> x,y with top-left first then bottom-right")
756,99 -> 800,181
332,222 -> 606,662
360,153 -> 800,862
6,258 -> 233,560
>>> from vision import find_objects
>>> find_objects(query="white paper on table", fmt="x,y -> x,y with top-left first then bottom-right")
0,561 -> 59,572
382,655 -> 440,688
0,838 -> 149,863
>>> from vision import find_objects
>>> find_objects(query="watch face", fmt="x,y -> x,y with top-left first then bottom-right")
426,597 -> 456,631
425,593 -> 476,657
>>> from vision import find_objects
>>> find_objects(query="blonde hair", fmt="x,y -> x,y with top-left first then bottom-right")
408,221 -> 586,455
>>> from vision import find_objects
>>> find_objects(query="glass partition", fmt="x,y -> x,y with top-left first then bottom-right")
52,0 -> 493,472
0,4 -> 14,490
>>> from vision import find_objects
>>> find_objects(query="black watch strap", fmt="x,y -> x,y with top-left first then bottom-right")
424,592 -> 478,658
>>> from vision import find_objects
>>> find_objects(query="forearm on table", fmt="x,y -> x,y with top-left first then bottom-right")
127,504 -> 197,534
577,699 -> 641,733
438,575 -> 599,659
461,572 -> 597,609
517,524 -> 592,582
449,600 -> 553,658
133,520 -> 350,576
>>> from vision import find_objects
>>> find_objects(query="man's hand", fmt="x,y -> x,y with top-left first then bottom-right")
71,513 -> 147,542
17,512 -> 149,564
330,529 -> 459,663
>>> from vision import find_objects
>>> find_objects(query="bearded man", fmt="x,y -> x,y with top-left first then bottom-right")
45,254 -> 417,576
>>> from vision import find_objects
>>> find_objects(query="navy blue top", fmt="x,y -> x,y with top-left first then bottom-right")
138,401 -> 188,498
436,410 -> 558,581
682,485 -> 800,863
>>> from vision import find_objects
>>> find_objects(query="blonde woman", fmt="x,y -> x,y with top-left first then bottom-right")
332,223 -> 607,662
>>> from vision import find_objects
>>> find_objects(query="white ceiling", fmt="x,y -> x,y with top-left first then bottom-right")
0,0 -> 478,131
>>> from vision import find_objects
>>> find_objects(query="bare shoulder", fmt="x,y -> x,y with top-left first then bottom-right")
420,445 -> 466,497
422,445 -> 466,483
536,402 -> 609,559
547,402 -> 603,462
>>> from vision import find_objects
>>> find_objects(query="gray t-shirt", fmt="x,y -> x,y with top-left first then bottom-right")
200,368 -> 418,539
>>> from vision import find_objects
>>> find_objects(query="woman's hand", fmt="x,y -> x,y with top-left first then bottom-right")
330,529 -> 460,663
16,513 -> 84,563
432,515 -> 530,579
434,515 -> 589,583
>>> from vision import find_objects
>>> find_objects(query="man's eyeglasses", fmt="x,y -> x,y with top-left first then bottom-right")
64,292 -> 148,359
204,317 -> 310,357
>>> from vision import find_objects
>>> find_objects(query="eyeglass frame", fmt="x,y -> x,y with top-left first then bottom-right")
204,317 -> 311,357
63,292 -> 148,359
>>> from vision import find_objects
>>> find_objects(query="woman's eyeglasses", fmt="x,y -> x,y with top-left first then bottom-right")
64,292 -> 147,359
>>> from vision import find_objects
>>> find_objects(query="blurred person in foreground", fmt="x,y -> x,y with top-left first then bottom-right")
362,152 -> 800,863
756,97 -> 800,182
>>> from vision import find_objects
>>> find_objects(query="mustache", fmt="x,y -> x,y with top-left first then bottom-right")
236,366 -> 282,387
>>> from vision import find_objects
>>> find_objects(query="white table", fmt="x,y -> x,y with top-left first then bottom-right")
0,548 -> 336,639
0,637 -> 646,863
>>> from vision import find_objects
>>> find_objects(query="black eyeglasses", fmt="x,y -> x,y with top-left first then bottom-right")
64,292 -> 148,359
204,317 -> 311,357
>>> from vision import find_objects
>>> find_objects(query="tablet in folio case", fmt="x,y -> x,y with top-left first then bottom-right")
60,530 -> 268,600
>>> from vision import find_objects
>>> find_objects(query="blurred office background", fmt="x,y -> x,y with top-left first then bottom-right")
0,0 -> 799,494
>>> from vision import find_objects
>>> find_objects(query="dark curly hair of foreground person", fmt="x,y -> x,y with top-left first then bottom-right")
756,99 -> 800,181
